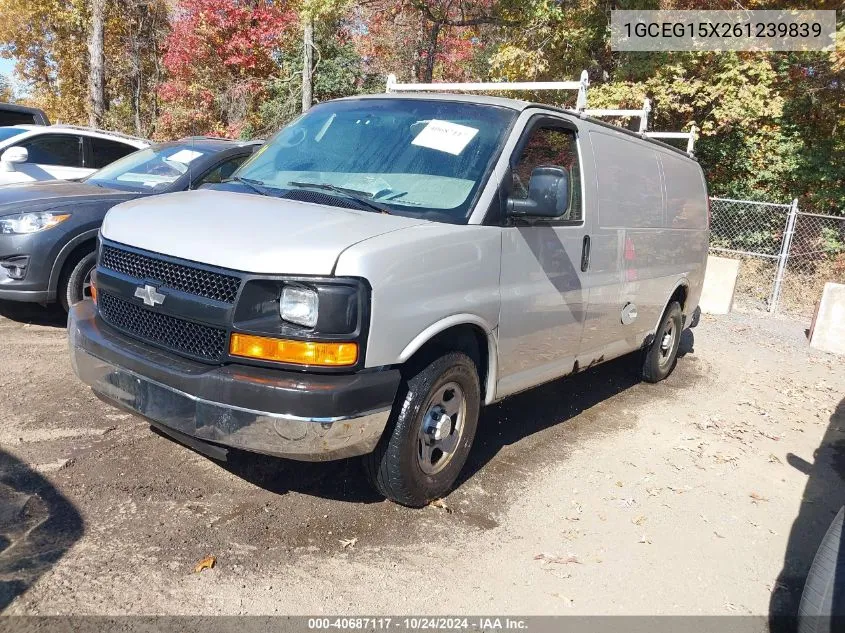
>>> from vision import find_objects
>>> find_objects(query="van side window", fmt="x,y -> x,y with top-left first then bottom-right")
512,126 -> 582,222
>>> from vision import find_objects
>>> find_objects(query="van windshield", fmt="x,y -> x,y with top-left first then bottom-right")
233,99 -> 515,222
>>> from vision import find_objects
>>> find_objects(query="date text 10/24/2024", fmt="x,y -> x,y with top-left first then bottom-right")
308,618 -> 528,631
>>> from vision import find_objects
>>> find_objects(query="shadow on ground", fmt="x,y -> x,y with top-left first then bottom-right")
0,300 -> 66,328
0,449 -> 84,611
770,396 -> 845,631
212,330 -> 695,503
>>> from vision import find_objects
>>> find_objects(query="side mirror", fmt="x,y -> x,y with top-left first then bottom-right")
0,146 -> 28,172
507,166 -> 570,218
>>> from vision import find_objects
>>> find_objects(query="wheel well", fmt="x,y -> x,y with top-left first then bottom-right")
404,324 -> 490,401
59,239 -> 97,280
669,284 -> 688,312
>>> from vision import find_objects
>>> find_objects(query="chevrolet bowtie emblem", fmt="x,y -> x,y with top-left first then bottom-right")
134,284 -> 165,307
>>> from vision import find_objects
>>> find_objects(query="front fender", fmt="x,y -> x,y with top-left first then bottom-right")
335,223 -> 502,399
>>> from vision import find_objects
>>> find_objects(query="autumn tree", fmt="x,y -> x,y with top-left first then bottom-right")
0,0 -> 169,132
0,74 -> 12,102
156,0 -> 297,139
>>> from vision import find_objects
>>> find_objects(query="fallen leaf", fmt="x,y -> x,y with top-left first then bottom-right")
615,480 -> 624,487
339,537 -> 358,549
631,515 -> 647,526
534,553 -> 582,565
429,499 -> 452,513
551,593 -> 574,607
750,492 -> 769,503
768,454 -> 782,464
193,555 -> 216,573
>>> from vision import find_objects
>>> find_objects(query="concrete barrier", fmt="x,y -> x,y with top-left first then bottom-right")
809,282 -> 845,355
700,256 -> 740,315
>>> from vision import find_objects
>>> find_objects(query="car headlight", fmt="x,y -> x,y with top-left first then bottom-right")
0,212 -> 71,235
280,285 -> 319,327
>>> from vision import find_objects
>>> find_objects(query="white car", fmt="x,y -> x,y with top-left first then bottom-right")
0,125 -> 148,185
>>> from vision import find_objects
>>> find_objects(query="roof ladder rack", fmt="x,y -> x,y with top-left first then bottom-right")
645,125 -> 698,155
385,71 -> 699,156
582,98 -> 651,134
386,70 -> 591,111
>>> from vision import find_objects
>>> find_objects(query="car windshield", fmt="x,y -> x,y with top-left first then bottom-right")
87,144 -> 212,191
0,127 -> 27,144
233,99 -> 516,222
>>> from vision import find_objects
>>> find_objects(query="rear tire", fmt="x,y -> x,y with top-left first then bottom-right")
364,351 -> 480,507
59,251 -> 96,313
641,301 -> 682,383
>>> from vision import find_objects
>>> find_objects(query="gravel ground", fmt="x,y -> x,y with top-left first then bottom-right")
0,300 -> 843,618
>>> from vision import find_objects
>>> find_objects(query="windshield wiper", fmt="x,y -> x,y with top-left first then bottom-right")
225,176 -> 274,197
287,181 -> 392,214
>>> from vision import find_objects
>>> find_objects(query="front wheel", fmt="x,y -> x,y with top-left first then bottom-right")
364,351 -> 481,507
59,251 -> 96,313
641,301 -> 683,383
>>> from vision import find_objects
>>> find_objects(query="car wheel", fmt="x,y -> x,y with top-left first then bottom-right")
363,351 -> 481,507
641,301 -> 682,383
59,251 -> 96,313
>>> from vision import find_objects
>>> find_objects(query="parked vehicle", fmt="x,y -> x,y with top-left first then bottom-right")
0,103 -> 50,126
0,125 -> 148,185
68,94 -> 709,506
0,137 -> 261,310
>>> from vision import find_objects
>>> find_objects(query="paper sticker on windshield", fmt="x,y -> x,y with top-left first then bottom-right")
166,149 -> 204,164
411,120 -> 479,155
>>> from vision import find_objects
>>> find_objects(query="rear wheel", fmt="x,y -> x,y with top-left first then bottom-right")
59,251 -> 96,313
641,301 -> 682,383
364,351 -> 480,507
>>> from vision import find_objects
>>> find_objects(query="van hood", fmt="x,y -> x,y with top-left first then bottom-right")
101,189 -> 428,275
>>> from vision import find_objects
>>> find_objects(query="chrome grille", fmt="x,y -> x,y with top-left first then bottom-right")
100,245 -> 241,304
98,292 -> 227,362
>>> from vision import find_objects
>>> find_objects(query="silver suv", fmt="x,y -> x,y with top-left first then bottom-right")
68,93 -> 709,506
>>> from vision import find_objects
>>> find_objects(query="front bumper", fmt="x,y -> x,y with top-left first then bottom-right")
0,232 -> 55,302
68,301 -> 400,461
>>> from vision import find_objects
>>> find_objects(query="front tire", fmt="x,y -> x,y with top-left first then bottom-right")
59,251 -> 96,313
641,301 -> 683,383
364,352 -> 481,507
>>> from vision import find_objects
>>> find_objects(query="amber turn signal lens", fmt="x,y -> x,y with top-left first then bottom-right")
90,271 -> 98,304
229,333 -> 358,366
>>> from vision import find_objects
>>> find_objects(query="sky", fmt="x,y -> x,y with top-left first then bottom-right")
0,57 -> 23,98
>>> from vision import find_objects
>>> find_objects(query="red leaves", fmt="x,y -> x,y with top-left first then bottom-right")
157,0 -> 295,139
163,0 -> 294,78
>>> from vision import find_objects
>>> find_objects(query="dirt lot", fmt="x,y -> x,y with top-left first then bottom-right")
1,300 -> 843,617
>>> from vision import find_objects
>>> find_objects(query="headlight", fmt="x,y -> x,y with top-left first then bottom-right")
280,285 -> 319,327
0,212 -> 71,234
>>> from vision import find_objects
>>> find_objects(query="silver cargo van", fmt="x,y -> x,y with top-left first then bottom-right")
68,93 -> 709,506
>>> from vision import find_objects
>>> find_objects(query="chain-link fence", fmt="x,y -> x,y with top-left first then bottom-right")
708,196 -> 845,318
708,197 -> 793,312
776,211 -> 845,318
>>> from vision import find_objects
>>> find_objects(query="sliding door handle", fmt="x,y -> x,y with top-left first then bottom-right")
581,235 -> 591,272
